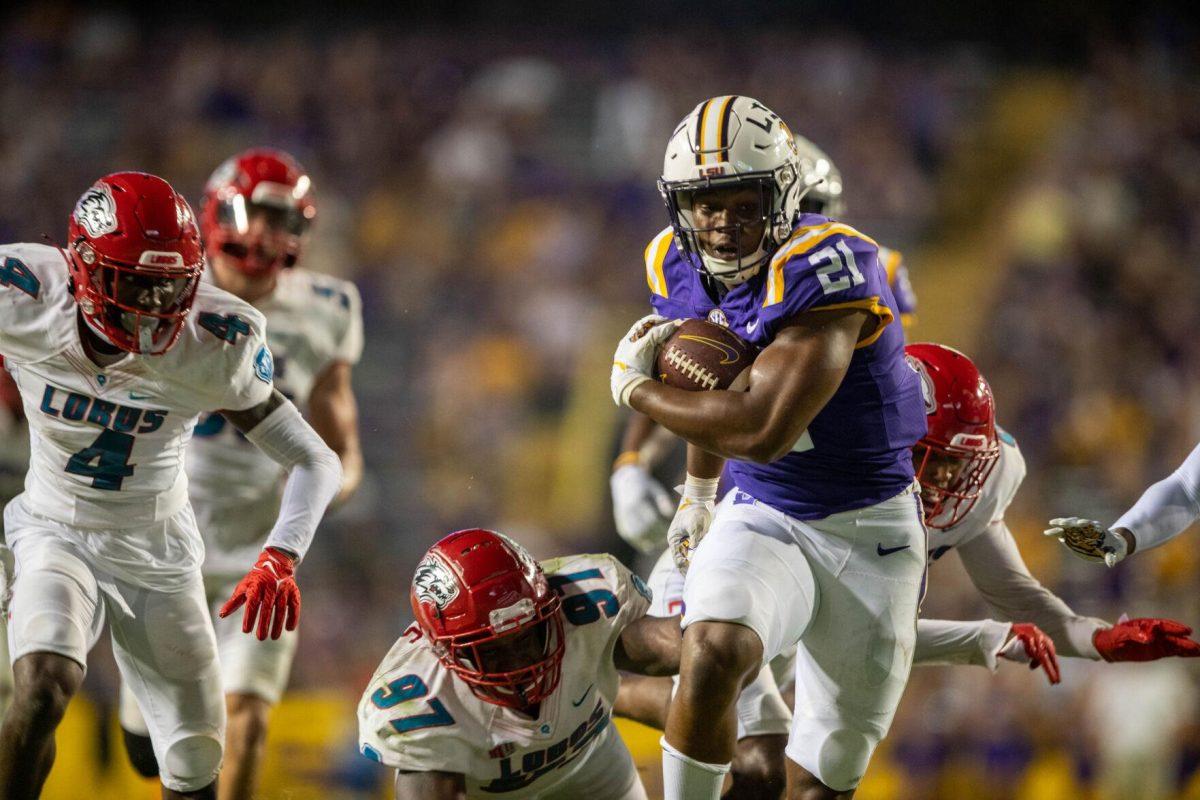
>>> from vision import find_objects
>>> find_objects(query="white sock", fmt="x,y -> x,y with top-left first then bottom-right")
661,736 -> 729,800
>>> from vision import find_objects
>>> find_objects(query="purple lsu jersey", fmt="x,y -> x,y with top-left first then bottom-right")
645,214 -> 927,519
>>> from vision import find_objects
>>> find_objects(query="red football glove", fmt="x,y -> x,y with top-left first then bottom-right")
1093,617 -> 1200,662
999,622 -> 1061,685
218,548 -> 300,641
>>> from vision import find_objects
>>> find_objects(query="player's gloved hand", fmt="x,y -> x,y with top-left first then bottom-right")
1043,517 -> 1129,567
611,455 -> 675,553
667,474 -> 719,574
219,547 -> 301,641
1093,616 -> 1200,662
611,315 -> 681,407
998,622 -> 1061,685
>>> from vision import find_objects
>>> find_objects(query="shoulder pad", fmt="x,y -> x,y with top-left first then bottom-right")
176,284 -> 272,410
764,220 -> 879,307
305,271 -> 360,312
0,244 -> 75,361
644,227 -> 675,299
358,637 -> 470,770
545,553 -> 651,632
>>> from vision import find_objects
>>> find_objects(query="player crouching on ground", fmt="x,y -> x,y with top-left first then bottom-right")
0,173 -> 342,800
359,529 -> 682,800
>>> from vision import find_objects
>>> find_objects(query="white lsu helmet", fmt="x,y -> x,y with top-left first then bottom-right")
660,95 -> 809,285
792,134 -> 846,219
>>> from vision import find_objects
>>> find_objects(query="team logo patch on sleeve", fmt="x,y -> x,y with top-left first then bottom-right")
74,184 -> 118,238
414,555 -> 459,609
254,345 -> 274,384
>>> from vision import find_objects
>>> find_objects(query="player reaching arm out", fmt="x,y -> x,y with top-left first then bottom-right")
1046,440 -> 1200,567
904,344 -> 1200,666
216,387 -> 343,640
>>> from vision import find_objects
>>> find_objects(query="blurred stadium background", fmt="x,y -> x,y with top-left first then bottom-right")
2,2 -> 1200,798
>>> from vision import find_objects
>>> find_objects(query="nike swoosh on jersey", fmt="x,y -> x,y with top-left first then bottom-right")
746,319 -> 760,334
571,683 -> 594,707
128,392 -> 153,401
876,543 -> 911,557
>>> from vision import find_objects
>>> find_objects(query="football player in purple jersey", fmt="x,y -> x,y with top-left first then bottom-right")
611,136 -> 918,559
610,96 -> 927,800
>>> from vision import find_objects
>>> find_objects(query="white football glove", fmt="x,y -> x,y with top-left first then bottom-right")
611,462 -> 675,553
1044,517 -> 1129,567
611,315 -> 681,408
668,475 -> 720,574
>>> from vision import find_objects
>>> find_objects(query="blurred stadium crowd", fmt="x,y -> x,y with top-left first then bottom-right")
2,5 -> 1200,798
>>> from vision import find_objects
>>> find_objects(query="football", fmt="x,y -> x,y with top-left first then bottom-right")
655,319 -> 756,392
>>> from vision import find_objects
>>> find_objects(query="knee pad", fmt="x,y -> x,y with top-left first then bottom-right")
161,734 -> 222,793
814,728 -> 875,793
121,728 -> 160,779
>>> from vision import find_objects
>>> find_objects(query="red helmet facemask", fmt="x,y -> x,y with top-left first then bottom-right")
411,529 -> 565,710
67,173 -> 204,356
905,343 -> 1001,530
201,148 -> 315,278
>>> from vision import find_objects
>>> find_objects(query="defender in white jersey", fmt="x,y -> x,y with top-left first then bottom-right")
906,343 -> 1197,667
0,173 -> 343,800
118,149 -> 365,800
359,529 -> 682,799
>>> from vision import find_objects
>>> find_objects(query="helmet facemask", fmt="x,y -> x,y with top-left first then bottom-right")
433,594 -> 565,711
661,165 -> 799,286
211,190 -> 312,278
71,241 -> 201,355
913,434 -> 1000,529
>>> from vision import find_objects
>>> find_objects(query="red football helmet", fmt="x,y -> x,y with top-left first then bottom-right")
200,148 -> 315,278
67,172 -> 204,355
905,343 -> 1001,530
411,529 -> 565,710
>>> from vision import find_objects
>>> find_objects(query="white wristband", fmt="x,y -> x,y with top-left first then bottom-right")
681,474 -> 720,503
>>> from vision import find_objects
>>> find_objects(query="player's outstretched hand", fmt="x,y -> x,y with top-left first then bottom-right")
611,461 -> 675,553
1044,517 -> 1129,567
999,622 -> 1061,685
611,315 -> 681,407
1093,616 -> 1200,662
219,547 -> 301,641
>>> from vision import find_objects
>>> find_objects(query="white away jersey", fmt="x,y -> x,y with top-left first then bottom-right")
0,243 -> 273,530
926,427 -> 1025,561
359,553 -> 652,799
185,268 -> 362,575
